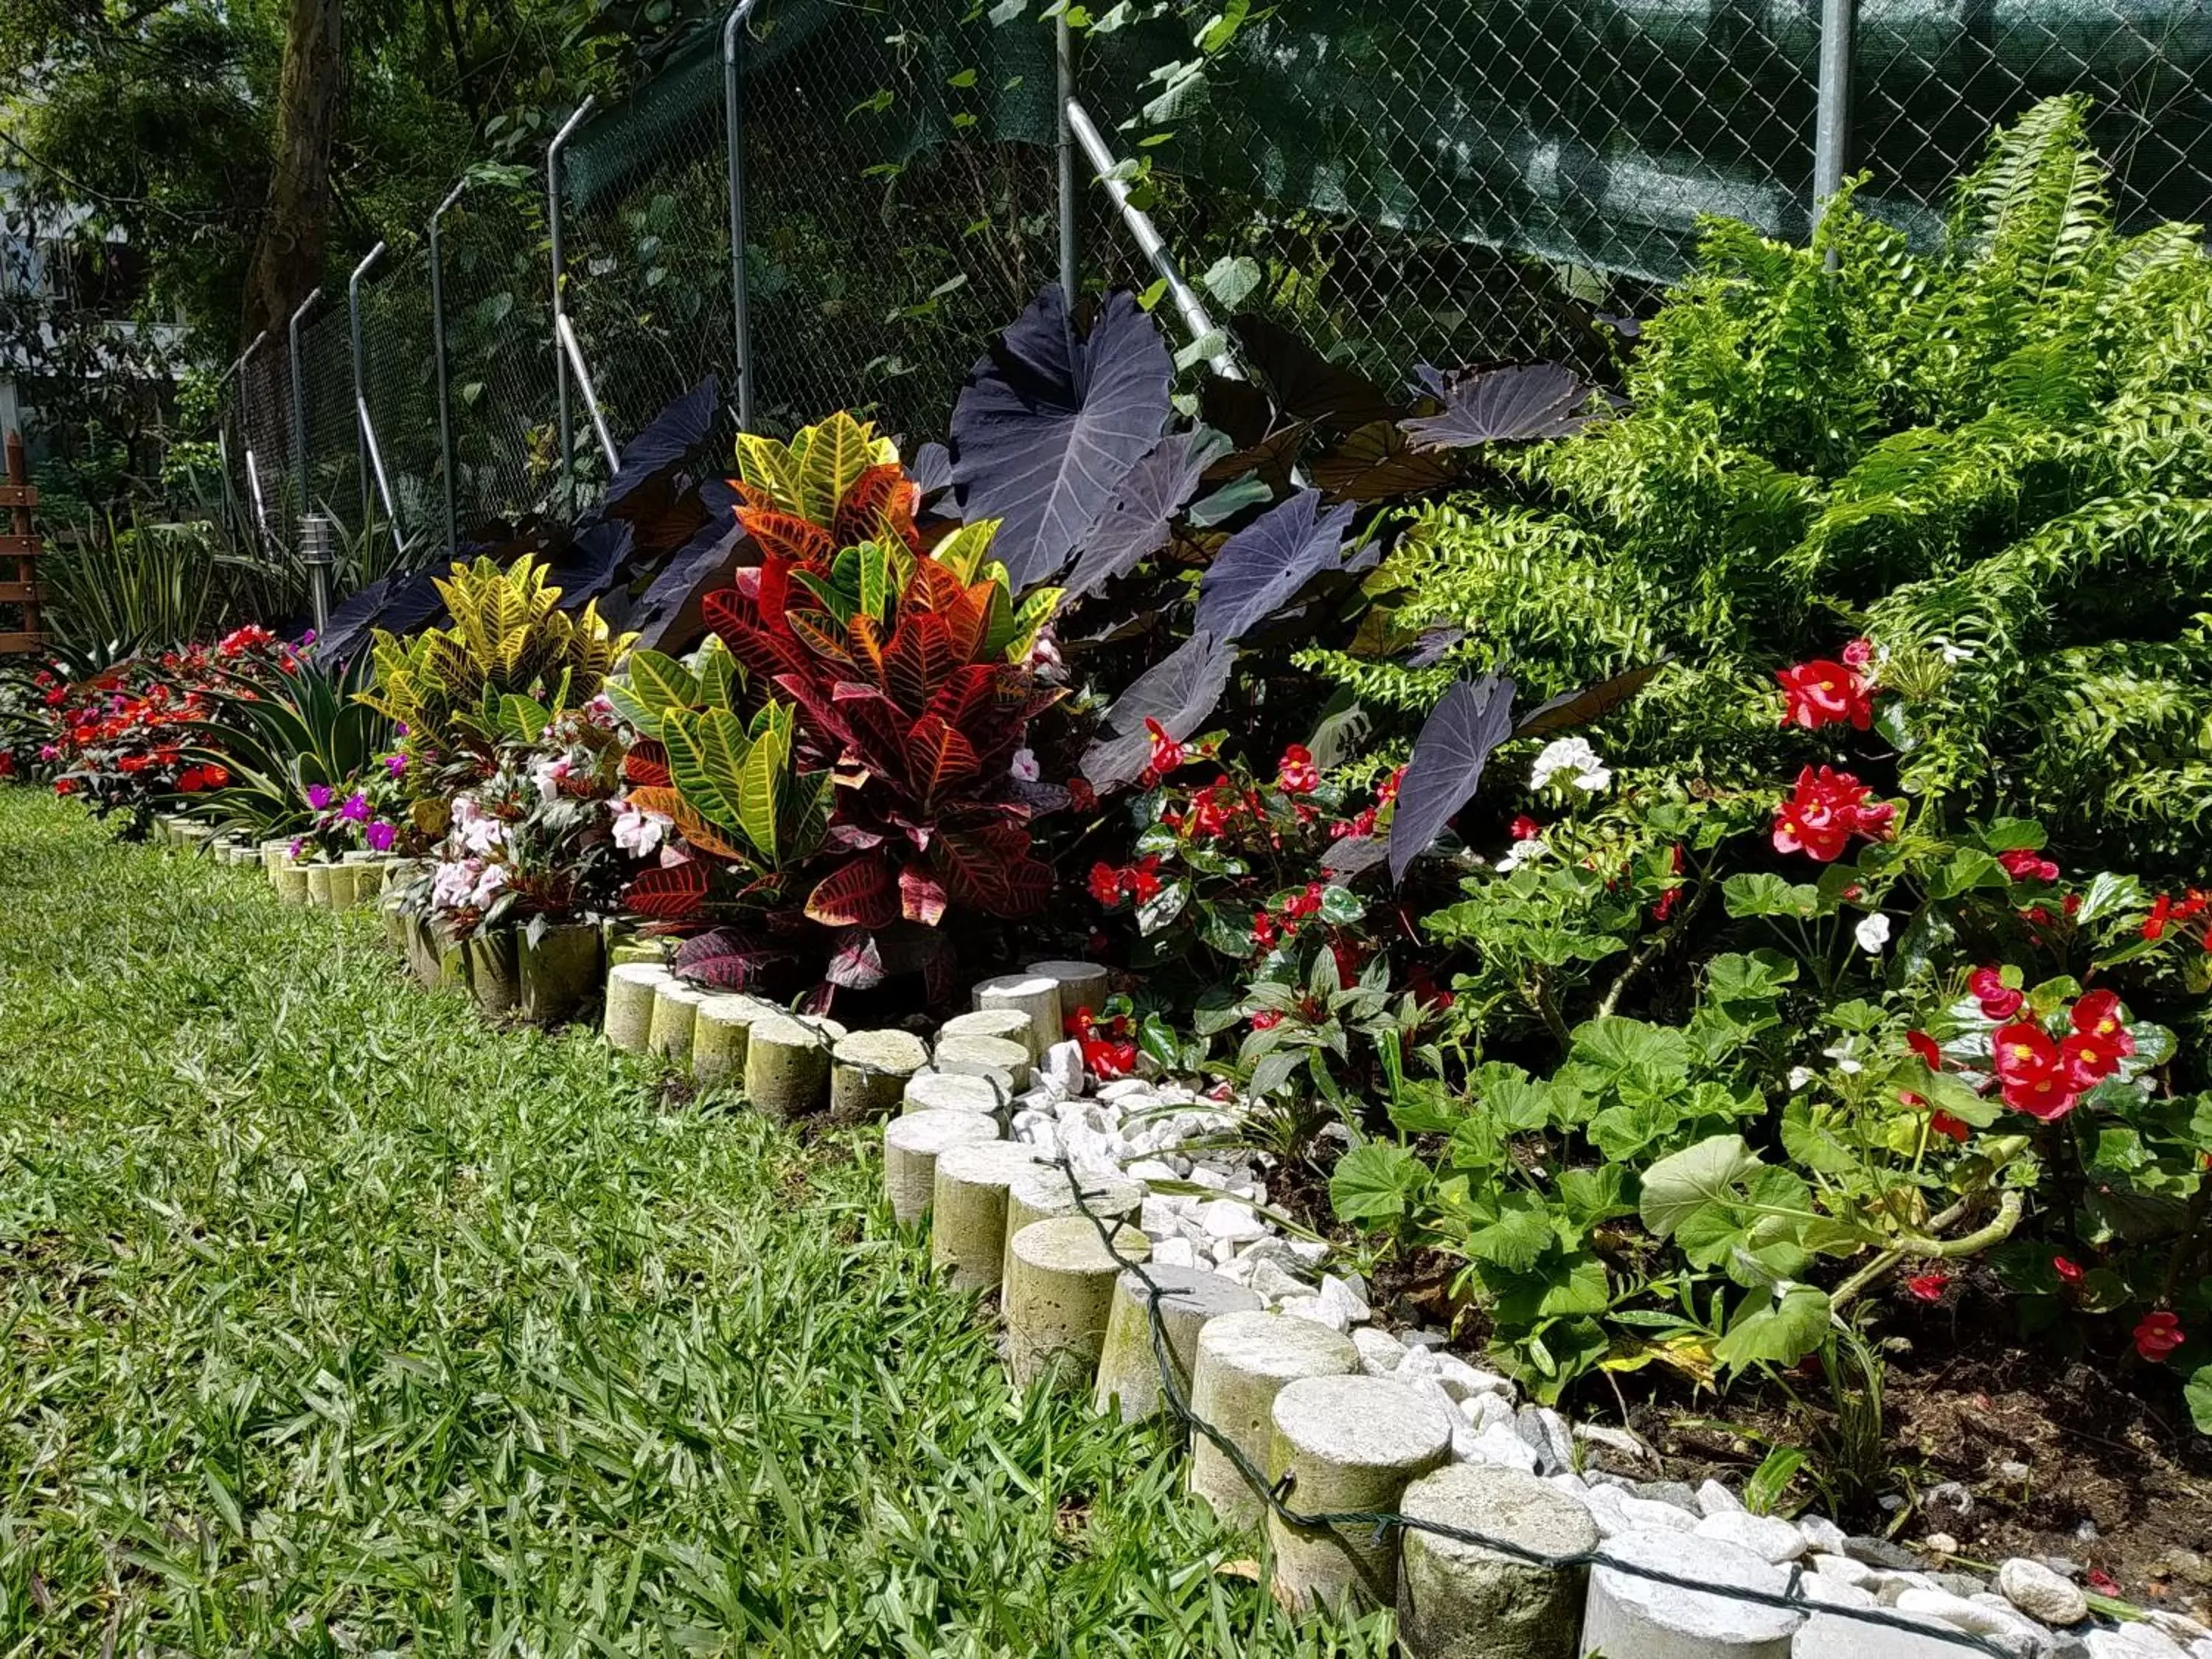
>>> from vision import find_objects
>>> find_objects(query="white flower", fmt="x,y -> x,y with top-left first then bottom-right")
611,796 -> 670,857
1496,837 -> 1545,873
1787,1066 -> 1816,1091
1009,747 -> 1040,784
582,693 -> 617,728
1937,640 -> 1974,665
1530,737 -> 1611,794
1854,914 -> 1892,953
530,755 -> 572,804
470,862 -> 508,907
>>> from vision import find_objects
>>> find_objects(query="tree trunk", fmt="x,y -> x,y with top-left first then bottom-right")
240,0 -> 344,347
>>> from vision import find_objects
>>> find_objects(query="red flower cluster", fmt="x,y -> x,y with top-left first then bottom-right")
175,764 -> 230,793
1064,1005 -> 1138,1080
1903,1270 -> 1950,1303
1991,990 -> 2136,1121
2143,888 -> 2211,947
1251,882 -> 1326,952
1138,719 -> 1190,787
1771,767 -> 1896,862
1276,744 -> 1320,795
1775,650 -> 1877,731
1969,966 -> 2023,1020
1088,855 -> 1164,908
1997,848 -> 2060,883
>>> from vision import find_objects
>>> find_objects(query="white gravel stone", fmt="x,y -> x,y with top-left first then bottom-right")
1036,1039 -> 1085,1096
1517,1405 -> 1576,1475
1433,1355 -> 1516,1402
1998,1558 -> 2089,1628
1196,1199 -> 1267,1241
1573,1424 -> 1652,1464
1463,1393 -> 1517,1435
1352,1326 -> 1408,1377
1615,1495 -> 1702,1534
1697,1478 -> 1746,1517
1891,1587 -> 2051,1649
1810,1553 -> 1879,1590
2087,1628 -> 2191,1659
1150,1236 -> 1196,1270
1469,1423 -> 1541,1474
1582,1526 -> 1801,1659
1279,1293 -> 1349,1332
1694,1510 -> 1808,1564
1316,1273 -> 1369,1326
1798,1515 -> 1851,1555
1096,1078 -> 1153,1105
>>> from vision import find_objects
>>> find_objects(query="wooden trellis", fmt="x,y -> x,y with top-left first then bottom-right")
0,431 -> 46,655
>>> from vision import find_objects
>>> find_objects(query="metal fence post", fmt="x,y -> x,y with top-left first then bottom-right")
286,288 -> 324,533
1065,100 -> 1239,378
428,178 -> 468,558
1812,0 -> 1857,238
347,242 -> 385,537
239,330 -> 272,547
723,1 -> 758,433
1057,9 -> 1078,303
548,97 -> 597,487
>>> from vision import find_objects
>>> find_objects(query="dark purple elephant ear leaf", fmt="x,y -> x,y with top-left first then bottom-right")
950,284 -> 1173,595
1401,363 -> 1600,451
909,441 -> 954,502
1388,673 -> 1517,886
1194,489 -> 1357,645
1231,316 -> 1405,431
1512,660 -> 1669,740
1404,626 -> 1465,667
630,480 -> 747,653
588,375 -> 718,521
1081,630 -> 1238,789
1062,428 -> 1229,602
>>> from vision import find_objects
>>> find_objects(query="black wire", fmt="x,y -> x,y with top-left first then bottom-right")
1046,1156 -> 2019,1659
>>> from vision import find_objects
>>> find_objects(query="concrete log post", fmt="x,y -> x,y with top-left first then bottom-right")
883,1109 -> 1001,1225
929,1139 -> 1045,1290
647,980 -> 707,1062
972,973 -> 1062,1059
1186,1310 -> 1359,1526
1395,1462 -> 1598,1659
1003,1216 -> 1150,1391
603,962 -> 671,1054
1266,1375 -> 1454,1613
742,1013 -> 842,1119
830,1029 -> 931,1118
1093,1265 -> 1262,1422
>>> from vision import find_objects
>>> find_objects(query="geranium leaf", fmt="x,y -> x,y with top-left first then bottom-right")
950,285 -> 1174,594
1401,362 -> 1602,451
1195,489 -> 1357,645
1328,1142 -> 1427,1222
1388,672 -> 1517,886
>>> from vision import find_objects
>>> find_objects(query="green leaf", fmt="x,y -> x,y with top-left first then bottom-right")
1463,1202 -> 1555,1273
1975,817 -> 2046,853
1931,848 -> 2008,900
2187,1366 -> 2212,1436
1723,873 -> 1823,919
1571,1017 -> 1693,1093
1705,950 -> 1798,1004
1318,883 -> 1365,925
1329,1143 -> 1426,1223
2076,871 -> 2144,925
1639,1135 -> 1761,1239
1135,879 -> 1189,936
1744,1445 -> 1808,1516
1714,1286 -> 1832,1374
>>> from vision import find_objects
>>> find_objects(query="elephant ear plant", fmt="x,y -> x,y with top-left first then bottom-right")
611,413 -> 1068,1006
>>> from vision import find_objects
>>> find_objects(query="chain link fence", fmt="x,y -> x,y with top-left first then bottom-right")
218,0 -> 2212,605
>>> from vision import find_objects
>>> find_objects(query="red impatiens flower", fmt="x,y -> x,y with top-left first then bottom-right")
2070,990 -> 2134,1051
2133,1310 -> 2186,1363
1082,1038 -> 1138,1080
1775,658 -> 1875,731
1250,1009 -> 1282,1031
1251,909 -> 1279,950
1969,966 -> 2025,1021
1904,1271 -> 1951,1303
1088,857 -> 1164,908
2053,1256 -> 2085,1287
1276,744 -> 1320,794
1771,767 -> 1896,862
1930,1112 -> 1972,1143
1907,1030 -> 1944,1070
1841,637 -> 1875,670
1992,1022 -> 2079,1120
1087,862 -> 1122,907
1509,814 -> 1543,841
1281,883 -> 1324,921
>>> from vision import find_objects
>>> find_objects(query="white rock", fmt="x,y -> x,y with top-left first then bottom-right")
1697,1478 -> 1745,1517
1515,1405 -> 1576,1474
1615,1495 -> 1702,1534
1810,1553 -> 1880,1590
1432,1354 -> 1515,1402
1574,1423 -> 1652,1464
2087,1628 -> 2191,1659
1020,1122 -> 1061,1158
1315,1274 -> 1368,1326
2146,1614 -> 2212,1646
1209,1237 -> 1237,1267
1893,1587 -> 2050,1646
1799,1515 -> 1851,1554
1037,1040 -> 1085,1096
1467,1422 -> 1540,1473
1250,1260 -> 1307,1303
1799,1574 -> 1878,1610
1461,1392 -> 1516,1435
1693,1509 -> 1808,1564
1397,1346 -> 1440,1380
1185,1166 -> 1229,1192
1096,1078 -> 1152,1105
1138,1197 -> 1183,1236
1150,1236 -> 1196,1270
1279,1293 -> 1349,1332
1197,1198 -> 1266,1241
1400,1329 -> 1451,1349
1215,1254 -> 1257,1286
1287,1238 -> 1330,1265
1351,1326 -> 1407,1377
1997,1557 -> 2088,1628
1124,1158 -> 1178,1184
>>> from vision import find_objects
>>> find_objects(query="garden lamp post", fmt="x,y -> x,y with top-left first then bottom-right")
301,512 -> 334,638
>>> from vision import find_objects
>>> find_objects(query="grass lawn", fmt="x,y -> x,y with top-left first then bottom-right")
0,791 -> 1388,1657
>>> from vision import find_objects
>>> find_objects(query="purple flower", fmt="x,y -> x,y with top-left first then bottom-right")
365,819 -> 396,852
395,722 -> 409,737
306,783 -> 334,810
385,754 -> 406,779
38,744 -> 58,762
287,837 -> 305,860
298,629 -> 318,647
340,791 -> 369,822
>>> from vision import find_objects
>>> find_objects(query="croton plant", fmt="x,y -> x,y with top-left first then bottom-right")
614,414 -> 1066,1002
